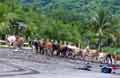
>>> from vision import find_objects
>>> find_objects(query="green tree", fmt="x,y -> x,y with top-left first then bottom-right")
89,9 -> 120,51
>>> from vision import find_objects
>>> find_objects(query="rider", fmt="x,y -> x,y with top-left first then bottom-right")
105,54 -> 113,65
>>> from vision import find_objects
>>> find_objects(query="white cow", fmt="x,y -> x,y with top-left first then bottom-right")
7,35 -> 16,48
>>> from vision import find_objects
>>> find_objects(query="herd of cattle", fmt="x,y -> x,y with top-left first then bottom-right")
31,39 -> 120,64
5,35 -> 120,65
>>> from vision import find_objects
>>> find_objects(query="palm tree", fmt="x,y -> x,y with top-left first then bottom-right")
89,9 -> 120,51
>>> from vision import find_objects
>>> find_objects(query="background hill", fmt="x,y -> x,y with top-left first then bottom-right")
21,0 -> 120,23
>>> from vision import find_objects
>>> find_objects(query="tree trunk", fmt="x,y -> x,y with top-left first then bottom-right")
97,36 -> 102,51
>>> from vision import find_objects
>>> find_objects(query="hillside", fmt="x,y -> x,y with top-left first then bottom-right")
22,0 -> 120,14
21,0 -> 120,22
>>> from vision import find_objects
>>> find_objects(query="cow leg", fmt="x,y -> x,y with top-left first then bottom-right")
56,49 -> 60,56
45,48 -> 47,55
35,46 -> 39,54
40,47 -> 43,54
40,47 -> 44,55
51,48 -> 53,56
47,48 -> 51,56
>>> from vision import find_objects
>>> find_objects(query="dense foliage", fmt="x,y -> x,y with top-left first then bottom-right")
0,0 -> 120,52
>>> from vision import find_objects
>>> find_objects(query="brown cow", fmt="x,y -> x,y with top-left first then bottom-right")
43,39 -> 53,56
87,49 -> 98,62
113,55 -> 120,62
14,36 -> 25,51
